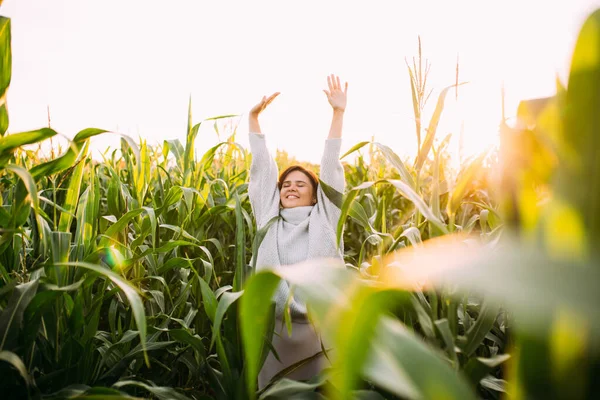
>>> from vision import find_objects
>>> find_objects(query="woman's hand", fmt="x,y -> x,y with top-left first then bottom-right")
250,92 -> 280,118
249,92 -> 280,134
323,74 -> 348,112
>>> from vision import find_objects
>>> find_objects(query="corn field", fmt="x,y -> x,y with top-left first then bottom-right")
1,5 -> 599,400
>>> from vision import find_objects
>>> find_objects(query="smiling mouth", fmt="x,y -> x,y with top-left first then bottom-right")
286,194 -> 299,199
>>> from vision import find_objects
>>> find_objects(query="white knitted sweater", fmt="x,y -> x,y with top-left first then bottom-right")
248,133 -> 345,322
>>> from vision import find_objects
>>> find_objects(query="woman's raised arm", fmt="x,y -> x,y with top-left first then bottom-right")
248,93 -> 282,227
323,74 -> 348,139
249,92 -> 280,134
317,75 -> 347,229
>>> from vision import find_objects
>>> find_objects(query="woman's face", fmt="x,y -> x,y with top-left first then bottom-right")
280,170 -> 315,208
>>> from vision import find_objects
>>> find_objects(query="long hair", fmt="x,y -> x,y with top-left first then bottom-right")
278,165 -> 319,199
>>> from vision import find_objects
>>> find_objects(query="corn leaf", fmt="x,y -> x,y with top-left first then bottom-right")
415,83 -> 467,172
58,142 -> 88,232
364,317 -> 476,400
557,9 -> 600,254
373,143 -> 415,189
0,280 -> 39,350
0,128 -> 57,156
58,262 -> 148,365
0,17 -> 11,104
240,271 -> 281,398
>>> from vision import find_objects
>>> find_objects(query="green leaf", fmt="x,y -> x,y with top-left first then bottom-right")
434,318 -> 458,367
50,231 -> 71,285
233,193 -> 246,292
340,141 -> 369,160
198,276 -> 217,323
41,279 -> 84,292
251,216 -> 280,270
258,376 -> 326,399
58,142 -> 88,232
74,184 -> 97,255
210,290 -> 244,350
400,226 -> 422,248
0,128 -> 57,158
351,390 -> 386,400
21,290 -> 61,349
407,63 -> 421,151
198,142 -> 231,172
113,380 -> 192,400
385,237 -> 600,340
411,295 -> 435,339
240,271 -> 281,398
183,99 -> 198,183
373,143 -> 415,189
30,147 -> 79,180
331,289 -> 412,399
45,385 -> 140,400
348,199 -> 373,231
204,113 -> 239,121
558,8 -> 600,252
99,208 -> 145,247
5,165 -> 45,239
463,354 -> 511,386
141,206 -> 157,249
169,329 -> 206,359
386,179 -> 448,234
414,83 -> 467,171
363,317 -> 476,400
461,301 -> 501,357
58,262 -> 148,365
156,257 -> 193,275
337,190 -> 360,249
73,127 -> 109,142
447,152 -> 487,218
0,350 -> 32,386
319,179 -> 343,209
159,224 -> 199,243
480,376 -> 508,393
30,129 -> 108,179
0,17 -> 11,102
431,148 -> 442,221
164,139 -> 185,172
0,104 -> 7,137
0,280 -> 39,350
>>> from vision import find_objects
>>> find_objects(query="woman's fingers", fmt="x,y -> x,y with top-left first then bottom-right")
262,92 -> 279,106
264,92 -> 280,107
327,74 -> 344,92
251,92 -> 280,116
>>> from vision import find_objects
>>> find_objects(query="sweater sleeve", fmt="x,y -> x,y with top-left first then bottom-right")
248,132 -> 281,227
315,138 -> 345,230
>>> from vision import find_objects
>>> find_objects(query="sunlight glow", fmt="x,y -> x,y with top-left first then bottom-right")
3,0 -> 600,163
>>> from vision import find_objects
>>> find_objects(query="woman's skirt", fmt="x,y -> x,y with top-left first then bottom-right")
257,317 -> 331,390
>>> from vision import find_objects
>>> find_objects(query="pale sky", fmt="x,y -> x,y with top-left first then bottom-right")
3,0 -> 599,163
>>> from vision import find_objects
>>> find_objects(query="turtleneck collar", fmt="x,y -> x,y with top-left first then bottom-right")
280,205 -> 313,225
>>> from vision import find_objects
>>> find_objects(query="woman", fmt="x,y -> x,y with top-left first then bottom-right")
248,74 -> 348,389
